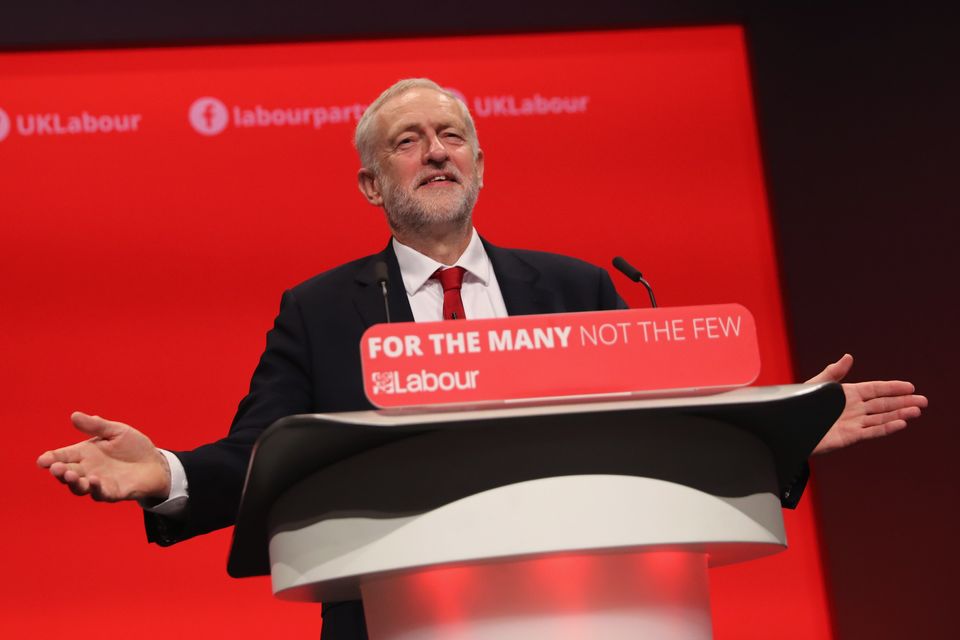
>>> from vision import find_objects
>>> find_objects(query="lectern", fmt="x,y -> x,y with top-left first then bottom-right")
227,383 -> 844,639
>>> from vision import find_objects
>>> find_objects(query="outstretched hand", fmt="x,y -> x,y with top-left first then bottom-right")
807,354 -> 928,455
37,412 -> 171,502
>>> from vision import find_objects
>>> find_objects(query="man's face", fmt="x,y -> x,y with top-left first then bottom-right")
359,88 -> 484,234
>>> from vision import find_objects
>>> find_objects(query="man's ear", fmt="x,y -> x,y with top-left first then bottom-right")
476,148 -> 485,189
358,168 -> 384,206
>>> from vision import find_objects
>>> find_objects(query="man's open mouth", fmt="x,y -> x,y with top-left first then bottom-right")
418,173 -> 459,187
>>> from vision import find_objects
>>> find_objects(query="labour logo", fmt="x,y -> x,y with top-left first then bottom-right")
188,97 -> 229,136
371,371 -> 397,395
0,108 -> 10,142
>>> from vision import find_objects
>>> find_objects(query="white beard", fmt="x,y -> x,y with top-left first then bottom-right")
383,171 -> 481,235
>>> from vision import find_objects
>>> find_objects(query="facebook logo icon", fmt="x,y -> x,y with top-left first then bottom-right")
188,97 -> 229,136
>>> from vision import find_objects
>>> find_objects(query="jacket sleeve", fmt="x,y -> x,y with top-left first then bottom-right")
780,463 -> 809,509
599,268 -> 629,311
146,289 -> 315,545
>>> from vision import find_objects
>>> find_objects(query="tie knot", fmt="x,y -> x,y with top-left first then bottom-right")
434,266 -> 466,292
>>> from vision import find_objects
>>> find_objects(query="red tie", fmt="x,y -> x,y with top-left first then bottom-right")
434,267 -> 466,320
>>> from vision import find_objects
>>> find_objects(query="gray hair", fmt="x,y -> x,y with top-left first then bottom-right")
354,78 -> 480,172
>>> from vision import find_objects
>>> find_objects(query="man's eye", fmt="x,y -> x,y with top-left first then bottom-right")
397,137 -> 415,148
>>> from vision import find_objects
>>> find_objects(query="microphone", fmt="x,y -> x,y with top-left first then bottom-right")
612,256 -> 658,308
373,261 -> 391,323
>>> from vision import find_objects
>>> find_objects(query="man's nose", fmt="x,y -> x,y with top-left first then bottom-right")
423,134 -> 449,164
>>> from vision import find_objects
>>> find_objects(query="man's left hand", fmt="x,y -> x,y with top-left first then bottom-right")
807,354 -> 928,455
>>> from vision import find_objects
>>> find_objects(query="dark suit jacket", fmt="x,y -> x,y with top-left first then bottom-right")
145,239 -> 625,541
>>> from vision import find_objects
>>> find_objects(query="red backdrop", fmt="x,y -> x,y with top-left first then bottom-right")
1,26 -> 831,638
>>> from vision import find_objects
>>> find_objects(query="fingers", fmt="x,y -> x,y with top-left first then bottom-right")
854,380 -> 928,410
40,411 -> 141,470
38,413 -> 125,469
814,372 -> 926,455
858,419 -> 909,441
37,442 -> 90,469
89,476 -> 107,502
862,404 -> 923,427
847,389 -> 925,446
36,450 -> 57,468
50,462 -> 91,494
862,393 -> 928,415
86,476 -> 120,503
37,411 -> 124,468
49,461 -> 84,481
49,463 -> 117,501
68,473 -> 91,496
855,379 -> 914,399
806,353 -> 854,384
70,411 -> 125,440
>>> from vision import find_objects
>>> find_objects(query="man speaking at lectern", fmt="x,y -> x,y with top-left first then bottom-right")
37,78 -> 927,640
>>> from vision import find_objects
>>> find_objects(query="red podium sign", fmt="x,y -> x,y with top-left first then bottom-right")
360,304 -> 760,409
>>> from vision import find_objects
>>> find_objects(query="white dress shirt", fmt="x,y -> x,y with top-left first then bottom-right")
147,228 -> 507,516
393,228 -> 508,322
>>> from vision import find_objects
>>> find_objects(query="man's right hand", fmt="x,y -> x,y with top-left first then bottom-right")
37,412 -> 172,503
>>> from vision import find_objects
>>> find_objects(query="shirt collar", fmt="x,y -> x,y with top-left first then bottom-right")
393,228 -> 492,296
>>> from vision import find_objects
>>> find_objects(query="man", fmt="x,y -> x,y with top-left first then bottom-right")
37,78 -> 927,639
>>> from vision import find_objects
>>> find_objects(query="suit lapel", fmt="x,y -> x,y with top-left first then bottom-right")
353,242 -> 415,327
483,239 -> 557,316
354,238 -> 555,324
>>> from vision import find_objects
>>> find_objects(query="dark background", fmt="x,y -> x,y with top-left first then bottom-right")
5,2 -> 956,637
